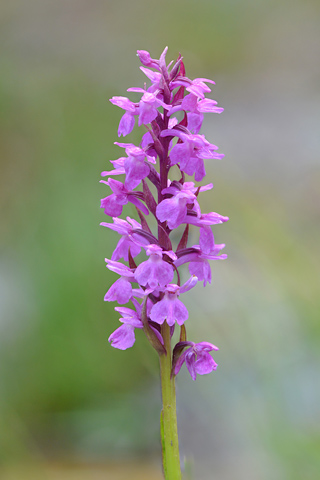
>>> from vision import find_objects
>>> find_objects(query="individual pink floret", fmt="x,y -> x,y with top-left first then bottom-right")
161,129 -> 224,182
100,217 -> 146,261
134,244 -> 176,290
109,96 -> 139,137
150,276 -> 197,326
169,94 -> 224,134
108,306 -> 143,350
104,259 -> 135,305
170,77 -> 215,99
132,90 -> 169,126
175,242 -> 227,286
156,182 -> 200,229
114,142 -> 156,191
174,341 -> 219,380
100,178 -> 149,217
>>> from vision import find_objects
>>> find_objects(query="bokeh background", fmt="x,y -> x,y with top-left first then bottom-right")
1,1 -> 320,479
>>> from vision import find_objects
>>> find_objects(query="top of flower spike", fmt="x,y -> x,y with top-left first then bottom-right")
109,47 -> 224,143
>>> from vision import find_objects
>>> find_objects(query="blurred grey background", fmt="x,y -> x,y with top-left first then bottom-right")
0,0 -> 320,479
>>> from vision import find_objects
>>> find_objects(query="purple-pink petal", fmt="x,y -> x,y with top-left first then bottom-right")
104,277 -> 132,304
140,67 -> 162,84
179,275 -> 198,294
150,297 -> 170,325
154,262 -> 174,287
170,142 -> 190,166
118,112 -> 135,137
150,296 -> 188,327
111,236 -> 141,261
189,260 -> 212,286
108,324 -> 136,350
185,351 -> 197,380
187,112 -> 203,134
156,196 -> 188,229
100,217 -> 130,235
105,259 -> 134,277
199,226 -> 215,254
110,96 -> 136,112
135,258 -> 173,289
124,155 -> 150,190
173,298 -> 189,326
194,352 -> 218,375
101,194 -> 127,217
138,100 -> 158,126
184,212 -> 229,227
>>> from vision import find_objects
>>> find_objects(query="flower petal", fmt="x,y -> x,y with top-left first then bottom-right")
118,112 -> 135,137
150,298 -> 169,325
108,324 -> 136,350
173,298 -> 189,325
194,351 -> 218,375
185,350 -> 197,381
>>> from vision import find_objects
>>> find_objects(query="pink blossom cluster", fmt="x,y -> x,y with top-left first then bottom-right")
100,48 -> 227,380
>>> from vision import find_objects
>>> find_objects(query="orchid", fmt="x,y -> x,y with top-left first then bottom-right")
103,259 -> 135,304
100,47 -> 228,479
173,341 -> 219,380
100,217 -> 146,261
109,96 -> 138,137
100,178 -> 149,216
169,94 -> 224,133
135,244 -> 176,290
150,276 -> 198,326
108,306 -> 143,350
175,241 -> 227,286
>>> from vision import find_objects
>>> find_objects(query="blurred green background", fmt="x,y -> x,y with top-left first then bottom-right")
1,0 -> 320,479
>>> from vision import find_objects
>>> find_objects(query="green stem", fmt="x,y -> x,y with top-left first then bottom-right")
159,322 -> 181,480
